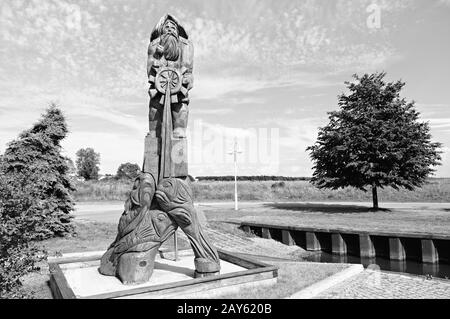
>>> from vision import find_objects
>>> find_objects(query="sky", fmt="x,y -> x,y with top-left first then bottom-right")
1,0 -> 450,177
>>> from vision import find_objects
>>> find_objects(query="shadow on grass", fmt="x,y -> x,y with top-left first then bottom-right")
263,202 -> 391,214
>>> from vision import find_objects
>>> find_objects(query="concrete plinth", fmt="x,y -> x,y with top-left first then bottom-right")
242,225 -> 251,234
360,257 -> 377,267
49,250 -> 278,299
390,260 -> 407,273
422,263 -> 440,277
389,238 -> 406,261
281,230 -> 295,246
332,233 -> 347,255
63,255 -> 242,298
421,239 -> 439,264
261,228 -> 272,239
306,232 -> 321,251
359,234 -> 376,258
330,254 -> 348,263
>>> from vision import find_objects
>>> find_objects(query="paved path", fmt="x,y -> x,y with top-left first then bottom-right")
314,269 -> 450,299
172,227 -> 304,261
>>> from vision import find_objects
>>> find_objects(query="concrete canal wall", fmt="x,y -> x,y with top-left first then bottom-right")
241,222 -> 450,264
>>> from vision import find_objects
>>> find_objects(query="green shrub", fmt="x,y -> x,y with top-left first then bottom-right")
0,104 -> 74,298
75,148 -> 100,181
0,172 -> 47,298
116,163 -> 140,181
271,181 -> 286,188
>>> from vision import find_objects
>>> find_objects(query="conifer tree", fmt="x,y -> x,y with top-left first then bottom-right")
1,103 -> 75,238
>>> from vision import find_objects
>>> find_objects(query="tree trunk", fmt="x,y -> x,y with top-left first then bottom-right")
372,184 -> 379,210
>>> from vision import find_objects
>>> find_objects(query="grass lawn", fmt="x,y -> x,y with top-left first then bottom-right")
217,262 -> 350,299
20,221 -> 120,299
40,221 -> 117,256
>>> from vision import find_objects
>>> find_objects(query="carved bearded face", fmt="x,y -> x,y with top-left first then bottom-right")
160,20 -> 180,61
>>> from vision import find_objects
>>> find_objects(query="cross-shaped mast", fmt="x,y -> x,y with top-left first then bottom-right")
228,137 -> 242,211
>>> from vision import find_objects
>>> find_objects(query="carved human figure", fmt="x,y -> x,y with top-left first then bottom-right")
99,173 -> 220,283
155,177 -> 221,276
147,14 -> 194,139
99,14 -> 220,285
98,173 -> 177,284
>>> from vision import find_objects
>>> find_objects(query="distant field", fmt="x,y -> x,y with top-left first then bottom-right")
73,178 -> 450,202
73,179 -> 133,201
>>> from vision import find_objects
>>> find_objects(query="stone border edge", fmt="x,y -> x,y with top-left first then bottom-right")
48,249 -> 279,299
287,264 -> 364,299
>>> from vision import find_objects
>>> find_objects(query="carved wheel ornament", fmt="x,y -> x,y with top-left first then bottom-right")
155,67 -> 182,94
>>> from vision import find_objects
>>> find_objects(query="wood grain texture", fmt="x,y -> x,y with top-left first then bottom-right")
48,263 -> 77,299
48,248 -> 278,299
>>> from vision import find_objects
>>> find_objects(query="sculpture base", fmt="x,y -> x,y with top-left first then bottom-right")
194,271 -> 220,278
49,249 -> 278,299
116,249 -> 159,285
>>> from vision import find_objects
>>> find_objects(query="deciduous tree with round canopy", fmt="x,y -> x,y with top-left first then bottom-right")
76,148 -> 100,181
307,72 -> 441,210
116,162 -> 140,180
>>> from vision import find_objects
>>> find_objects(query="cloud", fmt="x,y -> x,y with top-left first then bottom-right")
1,0 -> 449,176
175,0 -> 408,75
438,0 -> 450,7
61,131 -> 144,174
191,108 -> 234,116
424,118 -> 450,129
0,1 -> 403,102
191,71 -> 340,101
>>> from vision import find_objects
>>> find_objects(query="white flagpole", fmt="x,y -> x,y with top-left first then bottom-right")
228,138 -> 242,211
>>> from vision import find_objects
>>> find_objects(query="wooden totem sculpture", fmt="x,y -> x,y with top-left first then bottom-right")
98,14 -> 220,284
